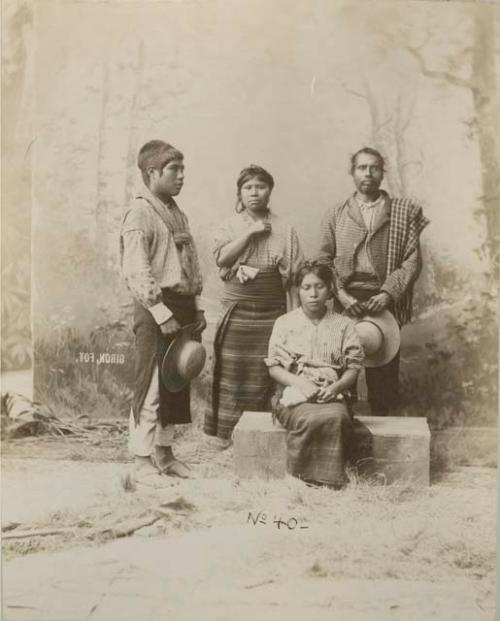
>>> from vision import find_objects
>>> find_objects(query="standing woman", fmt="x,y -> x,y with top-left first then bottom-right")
204,165 -> 304,441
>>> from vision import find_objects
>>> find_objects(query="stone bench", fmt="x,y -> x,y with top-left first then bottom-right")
232,411 -> 288,480
233,411 -> 430,485
352,415 -> 430,485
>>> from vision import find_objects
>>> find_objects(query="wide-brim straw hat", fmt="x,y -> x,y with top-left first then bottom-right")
161,324 -> 207,393
354,310 -> 400,368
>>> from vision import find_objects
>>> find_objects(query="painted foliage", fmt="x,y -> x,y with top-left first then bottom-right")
2,0 -> 496,425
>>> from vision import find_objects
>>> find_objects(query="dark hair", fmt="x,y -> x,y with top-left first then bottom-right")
235,164 -> 274,212
349,147 -> 385,175
294,260 -> 334,290
137,140 -> 184,186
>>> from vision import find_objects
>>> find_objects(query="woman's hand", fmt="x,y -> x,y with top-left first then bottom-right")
294,377 -> 319,401
216,224 -> 269,268
249,220 -> 272,237
316,382 -> 341,403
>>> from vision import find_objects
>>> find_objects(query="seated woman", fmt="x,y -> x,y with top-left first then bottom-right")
204,165 -> 304,442
265,261 -> 364,487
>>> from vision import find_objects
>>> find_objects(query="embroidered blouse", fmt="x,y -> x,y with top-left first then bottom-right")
212,210 -> 304,288
265,307 -> 364,373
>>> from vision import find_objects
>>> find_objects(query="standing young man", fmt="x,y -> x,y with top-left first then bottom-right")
316,147 -> 429,415
120,140 -> 206,484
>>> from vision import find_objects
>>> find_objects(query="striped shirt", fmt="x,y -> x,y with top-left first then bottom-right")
212,210 -> 304,288
354,194 -> 385,275
265,307 -> 364,373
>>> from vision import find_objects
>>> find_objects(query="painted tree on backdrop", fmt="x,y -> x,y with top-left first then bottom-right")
369,2 -> 499,281
95,62 -> 111,257
339,2 -> 499,305
335,2 -> 498,426
337,57 -> 442,310
396,3 -> 499,425
31,36 -> 143,416
1,0 -> 33,370
122,41 -> 144,211
33,32 -> 205,418
405,4 -> 499,282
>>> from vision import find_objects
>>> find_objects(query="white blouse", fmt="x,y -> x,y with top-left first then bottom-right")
266,307 -> 364,373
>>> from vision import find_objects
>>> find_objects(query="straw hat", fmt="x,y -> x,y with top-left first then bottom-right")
354,310 -> 400,368
161,324 -> 207,392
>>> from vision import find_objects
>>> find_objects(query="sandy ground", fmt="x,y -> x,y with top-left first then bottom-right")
2,531 -> 492,621
1,438 -> 497,621
1,368 -> 497,619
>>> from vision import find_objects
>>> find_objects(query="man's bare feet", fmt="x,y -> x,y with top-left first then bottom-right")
133,456 -> 172,488
155,446 -> 193,479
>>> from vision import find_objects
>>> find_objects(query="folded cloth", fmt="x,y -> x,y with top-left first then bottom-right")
279,366 -> 344,407
267,345 -> 345,407
236,264 -> 259,283
280,386 -> 309,407
300,364 -> 339,385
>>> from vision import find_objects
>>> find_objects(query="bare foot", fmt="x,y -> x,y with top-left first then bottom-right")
133,456 -> 172,488
159,459 -> 193,479
155,446 -> 194,479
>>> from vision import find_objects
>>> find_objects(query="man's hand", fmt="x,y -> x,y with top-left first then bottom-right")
295,377 -> 320,401
365,292 -> 392,314
192,310 -> 207,338
160,316 -> 181,337
344,299 -> 366,318
338,289 -> 365,318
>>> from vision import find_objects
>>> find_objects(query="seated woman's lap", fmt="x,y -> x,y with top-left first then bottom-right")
276,401 -> 351,433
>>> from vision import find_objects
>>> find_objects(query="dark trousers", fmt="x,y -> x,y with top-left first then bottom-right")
365,350 -> 400,416
342,286 -> 401,416
132,291 -> 197,427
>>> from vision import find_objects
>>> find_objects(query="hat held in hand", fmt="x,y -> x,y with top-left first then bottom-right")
161,324 -> 207,392
354,310 -> 400,368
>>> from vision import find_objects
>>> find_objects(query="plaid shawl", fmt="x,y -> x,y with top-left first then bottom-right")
387,198 -> 430,325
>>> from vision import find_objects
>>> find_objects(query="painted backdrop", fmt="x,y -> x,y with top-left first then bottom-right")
4,0 -> 496,425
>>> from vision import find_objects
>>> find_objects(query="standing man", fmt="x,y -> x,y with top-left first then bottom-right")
316,147 -> 429,415
120,140 -> 206,485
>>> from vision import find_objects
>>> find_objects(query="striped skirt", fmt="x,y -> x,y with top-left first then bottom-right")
204,270 -> 286,440
274,398 -> 354,486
